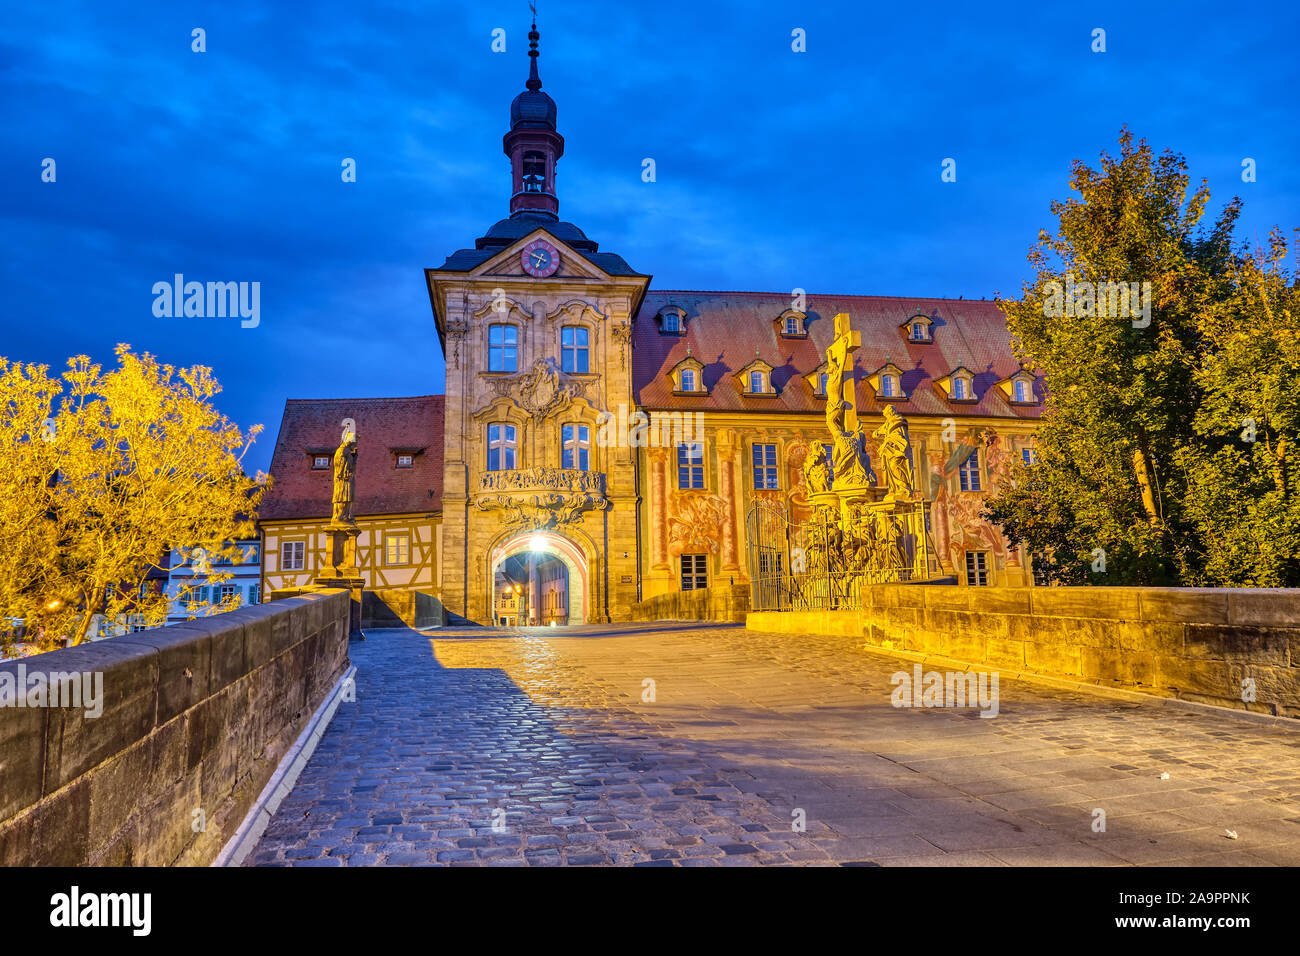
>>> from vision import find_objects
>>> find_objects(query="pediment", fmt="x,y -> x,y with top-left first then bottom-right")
467,229 -> 614,281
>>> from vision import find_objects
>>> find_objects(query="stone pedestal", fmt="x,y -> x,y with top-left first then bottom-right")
316,522 -> 364,637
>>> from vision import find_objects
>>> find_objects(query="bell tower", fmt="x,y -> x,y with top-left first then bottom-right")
504,16 -> 564,220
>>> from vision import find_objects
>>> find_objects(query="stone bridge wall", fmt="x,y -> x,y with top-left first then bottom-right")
748,586 -> 1300,718
0,588 -> 351,866
630,583 -> 750,624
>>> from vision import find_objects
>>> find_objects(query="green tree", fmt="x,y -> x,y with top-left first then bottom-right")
986,130 -> 1297,586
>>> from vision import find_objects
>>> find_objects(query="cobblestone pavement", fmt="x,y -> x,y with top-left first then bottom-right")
248,623 -> 1300,867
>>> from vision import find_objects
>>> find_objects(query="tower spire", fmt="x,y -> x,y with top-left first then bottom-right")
526,4 -> 542,92
505,3 -> 563,219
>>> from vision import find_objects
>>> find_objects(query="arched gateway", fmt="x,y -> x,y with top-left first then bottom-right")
488,530 -> 589,626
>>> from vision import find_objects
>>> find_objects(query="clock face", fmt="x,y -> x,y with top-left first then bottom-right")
521,239 -> 560,278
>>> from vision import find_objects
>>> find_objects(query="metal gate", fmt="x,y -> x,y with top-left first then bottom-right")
745,499 -> 792,611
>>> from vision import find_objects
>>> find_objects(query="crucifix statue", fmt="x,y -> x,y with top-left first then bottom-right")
825,312 -> 873,489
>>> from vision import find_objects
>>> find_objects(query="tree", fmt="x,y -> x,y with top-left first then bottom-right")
0,345 -> 264,652
987,130 -> 1299,586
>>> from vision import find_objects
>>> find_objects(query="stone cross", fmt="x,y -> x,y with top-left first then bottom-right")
826,312 -> 861,431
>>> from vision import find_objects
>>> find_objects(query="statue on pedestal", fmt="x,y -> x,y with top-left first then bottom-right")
873,405 -> 915,503
331,430 -> 358,528
803,443 -> 832,495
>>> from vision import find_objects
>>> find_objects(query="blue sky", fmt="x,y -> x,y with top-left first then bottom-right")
3,0 -> 1297,474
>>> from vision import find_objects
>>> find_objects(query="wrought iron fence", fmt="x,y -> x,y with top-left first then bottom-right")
746,497 -> 938,611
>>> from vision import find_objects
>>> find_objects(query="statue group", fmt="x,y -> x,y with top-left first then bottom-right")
795,313 -> 926,597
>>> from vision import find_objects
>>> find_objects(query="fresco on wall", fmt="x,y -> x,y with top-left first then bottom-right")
666,492 -> 727,559
925,428 -> 1022,576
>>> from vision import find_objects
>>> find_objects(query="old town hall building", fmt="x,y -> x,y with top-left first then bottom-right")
260,22 -> 1042,626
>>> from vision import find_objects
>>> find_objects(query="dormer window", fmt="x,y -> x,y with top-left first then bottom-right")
903,314 -> 935,343
867,361 -> 905,402
937,366 -> 977,403
996,369 -> 1039,406
775,308 -> 807,338
819,373 -> 828,395
670,354 -> 706,395
737,357 -> 777,397
656,305 -> 687,335
312,455 -> 330,470
396,454 -> 413,469
680,369 -> 696,392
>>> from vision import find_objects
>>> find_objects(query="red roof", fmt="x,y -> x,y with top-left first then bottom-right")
260,396 -> 444,521
632,291 -> 1042,420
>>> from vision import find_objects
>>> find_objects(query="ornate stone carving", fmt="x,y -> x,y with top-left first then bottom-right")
488,357 -> 593,422
610,320 -> 632,369
473,467 -> 608,530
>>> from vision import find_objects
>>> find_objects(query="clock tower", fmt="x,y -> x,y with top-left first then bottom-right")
425,16 -> 651,625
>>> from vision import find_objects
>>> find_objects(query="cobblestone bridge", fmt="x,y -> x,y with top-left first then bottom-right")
249,623 -> 1300,866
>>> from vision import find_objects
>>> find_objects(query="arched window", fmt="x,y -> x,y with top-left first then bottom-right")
749,370 -> 765,393
785,315 -> 800,334
680,368 -> 696,392
522,151 -> 546,193
661,312 -> 680,333
911,322 -> 927,341
562,424 -> 590,471
1014,379 -> 1030,402
880,374 -> 896,398
488,423 -> 517,471
488,325 -> 518,372
561,326 -> 589,373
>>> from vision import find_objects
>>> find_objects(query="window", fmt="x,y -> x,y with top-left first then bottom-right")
952,377 -> 967,401
561,326 -> 589,373
385,533 -> 410,566
818,372 -> 828,396
679,368 -> 696,392
911,322 -> 926,341
396,454 -> 413,468
488,325 -> 518,372
965,551 -> 989,586
677,442 -> 704,489
248,585 -> 260,605
784,315 -> 800,334
958,449 -> 981,492
1021,447 -> 1038,467
752,443 -> 778,489
219,584 -> 240,604
312,455 -> 330,470
680,554 -> 708,591
749,370 -> 765,393
662,312 -> 679,333
880,374 -> 896,398
1014,379 -> 1030,402
488,424 -> 517,471
282,541 -> 305,571
562,424 -> 590,471
522,150 -> 546,192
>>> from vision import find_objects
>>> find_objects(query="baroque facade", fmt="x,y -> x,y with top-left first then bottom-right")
264,21 -> 1042,625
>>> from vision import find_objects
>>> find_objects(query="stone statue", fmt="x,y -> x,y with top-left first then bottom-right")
828,398 -> 875,489
331,432 -> 358,526
873,405 -> 915,502
803,443 -> 832,495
